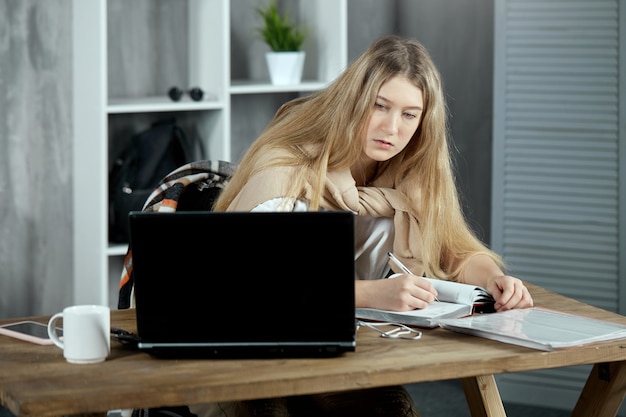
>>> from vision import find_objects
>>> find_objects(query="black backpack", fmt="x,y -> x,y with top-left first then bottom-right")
108,118 -> 202,243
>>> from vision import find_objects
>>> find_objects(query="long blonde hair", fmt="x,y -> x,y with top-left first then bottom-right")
214,34 -> 503,278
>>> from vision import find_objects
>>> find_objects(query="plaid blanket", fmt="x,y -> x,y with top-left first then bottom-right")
118,160 -> 236,309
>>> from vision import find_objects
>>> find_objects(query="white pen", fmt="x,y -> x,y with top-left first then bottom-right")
387,252 -> 440,302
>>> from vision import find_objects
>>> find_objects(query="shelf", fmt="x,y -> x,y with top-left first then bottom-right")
107,243 -> 129,257
229,80 -> 330,95
108,96 -> 224,114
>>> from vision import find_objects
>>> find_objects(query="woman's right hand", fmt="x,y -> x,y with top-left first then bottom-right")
355,275 -> 439,311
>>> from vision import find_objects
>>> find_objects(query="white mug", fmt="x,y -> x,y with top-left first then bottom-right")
47,305 -> 110,364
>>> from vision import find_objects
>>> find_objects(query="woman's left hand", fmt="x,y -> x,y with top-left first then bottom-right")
485,275 -> 534,311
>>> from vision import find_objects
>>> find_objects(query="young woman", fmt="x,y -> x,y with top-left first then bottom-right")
203,34 -> 533,417
214,34 -> 532,312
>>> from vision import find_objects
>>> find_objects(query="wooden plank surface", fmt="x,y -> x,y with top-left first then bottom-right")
2,283 -> 626,416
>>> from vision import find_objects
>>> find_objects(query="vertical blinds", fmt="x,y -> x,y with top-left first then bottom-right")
492,0 -> 622,410
492,0 -> 620,311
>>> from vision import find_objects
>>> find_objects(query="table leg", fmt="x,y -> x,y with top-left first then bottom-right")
461,375 -> 507,417
572,361 -> 626,417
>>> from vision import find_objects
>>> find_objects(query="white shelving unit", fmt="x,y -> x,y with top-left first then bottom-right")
72,0 -> 347,307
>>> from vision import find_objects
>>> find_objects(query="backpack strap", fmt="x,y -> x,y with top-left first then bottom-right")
118,160 -> 236,309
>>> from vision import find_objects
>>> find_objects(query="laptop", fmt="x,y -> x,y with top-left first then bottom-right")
128,210 -> 357,358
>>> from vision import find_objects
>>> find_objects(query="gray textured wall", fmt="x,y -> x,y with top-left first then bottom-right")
0,0 -> 493,319
0,0 -> 73,318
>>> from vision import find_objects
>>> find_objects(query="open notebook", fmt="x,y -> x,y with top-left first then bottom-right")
128,210 -> 357,358
356,278 -> 495,328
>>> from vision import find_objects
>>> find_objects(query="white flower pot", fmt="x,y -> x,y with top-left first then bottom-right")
265,51 -> 305,85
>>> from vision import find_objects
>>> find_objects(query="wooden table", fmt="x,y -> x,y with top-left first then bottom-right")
2,283 -> 626,417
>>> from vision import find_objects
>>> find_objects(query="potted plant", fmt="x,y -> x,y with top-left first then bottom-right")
255,0 -> 307,85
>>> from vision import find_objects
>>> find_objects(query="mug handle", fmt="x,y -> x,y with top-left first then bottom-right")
47,313 -> 64,349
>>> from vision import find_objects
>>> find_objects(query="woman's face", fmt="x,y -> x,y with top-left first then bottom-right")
361,75 -> 423,163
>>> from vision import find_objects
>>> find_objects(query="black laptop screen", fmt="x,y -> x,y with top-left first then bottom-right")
129,211 -> 356,355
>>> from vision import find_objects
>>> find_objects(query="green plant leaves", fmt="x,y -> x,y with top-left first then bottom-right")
255,0 -> 306,51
